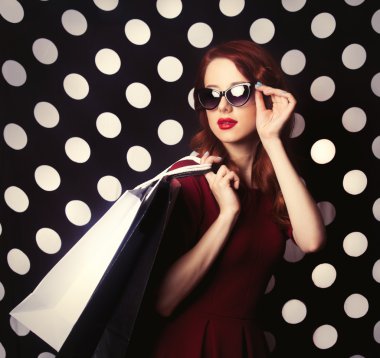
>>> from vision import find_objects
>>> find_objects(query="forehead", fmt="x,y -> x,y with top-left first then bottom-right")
204,58 -> 248,88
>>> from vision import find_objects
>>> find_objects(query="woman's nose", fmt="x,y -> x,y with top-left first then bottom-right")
218,96 -> 232,113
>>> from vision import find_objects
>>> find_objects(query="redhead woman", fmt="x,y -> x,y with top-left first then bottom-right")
127,40 -> 326,358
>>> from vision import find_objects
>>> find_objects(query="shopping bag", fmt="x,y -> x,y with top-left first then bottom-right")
9,155 -> 209,354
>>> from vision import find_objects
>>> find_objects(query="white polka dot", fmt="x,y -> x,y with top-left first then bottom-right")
188,88 -> 195,110
125,19 -> 151,45
219,0 -> 245,17
38,353 -> 55,358
10,316 -> 29,336
281,49 -> 306,75
372,136 -> 380,159
343,170 -> 367,195
0,342 -> 5,358
2,59 -> 27,86
157,56 -> 183,82
249,18 -> 275,44
65,200 -> 91,226
96,112 -> 121,138
3,123 -> 27,150
36,228 -> 62,254
281,0 -> 306,12
188,22 -> 213,48
0,0 -> 24,23
282,299 -> 307,324
0,281 -> 4,301
32,38 -> 58,65
34,101 -> 60,128
317,201 -> 336,226
265,275 -> 275,294
349,355 -> 365,358
313,324 -> 338,349
95,48 -> 121,75
371,73 -> 380,97
93,0 -> 118,11
158,119 -> 183,145
342,107 -> 366,132
65,137 -> 91,163
312,263 -> 337,288
97,175 -> 122,201
4,186 -> 29,213
310,139 -> 336,164
310,76 -> 335,101
311,13 -> 336,39
156,0 -> 182,19
283,238 -> 305,262
372,260 -> 380,283
34,165 -> 61,191
372,9 -> 380,34
125,82 -> 151,109
373,198 -> 380,221
61,9 -> 87,36
344,293 -> 369,318
343,232 -> 368,257
126,146 -> 151,172
290,113 -> 305,138
0,223 -> 2,236
374,321 -> 380,343
344,0 -> 365,5
342,44 -> 366,70
7,248 -> 30,275
63,73 -> 89,100
263,331 -> 276,352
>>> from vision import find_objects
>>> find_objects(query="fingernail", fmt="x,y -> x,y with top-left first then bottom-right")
203,151 -> 209,157
255,81 -> 263,88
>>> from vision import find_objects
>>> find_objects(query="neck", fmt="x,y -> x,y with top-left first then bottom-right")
223,137 -> 260,188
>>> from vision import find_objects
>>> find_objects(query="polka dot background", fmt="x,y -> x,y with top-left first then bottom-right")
1,0 -> 379,356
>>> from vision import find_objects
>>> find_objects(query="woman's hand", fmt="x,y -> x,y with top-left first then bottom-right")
254,84 -> 296,143
200,152 -> 241,218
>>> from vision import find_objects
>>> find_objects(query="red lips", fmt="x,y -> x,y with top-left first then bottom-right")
217,118 -> 237,130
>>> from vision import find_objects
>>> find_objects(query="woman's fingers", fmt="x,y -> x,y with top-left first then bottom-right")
255,84 -> 296,107
222,170 -> 240,190
201,151 -> 223,185
200,151 -> 222,165
254,89 -> 267,112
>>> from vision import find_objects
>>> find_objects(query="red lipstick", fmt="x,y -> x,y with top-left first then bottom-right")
217,118 -> 237,130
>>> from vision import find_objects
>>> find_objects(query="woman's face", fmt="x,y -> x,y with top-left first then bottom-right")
203,58 -> 258,146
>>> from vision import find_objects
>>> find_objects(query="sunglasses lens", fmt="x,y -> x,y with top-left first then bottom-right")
197,88 -> 220,110
226,84 -> 251,106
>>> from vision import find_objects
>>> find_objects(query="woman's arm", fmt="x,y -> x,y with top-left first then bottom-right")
263,138 -> 326,252
155,154 -> 240,317
255,84 -> 326,253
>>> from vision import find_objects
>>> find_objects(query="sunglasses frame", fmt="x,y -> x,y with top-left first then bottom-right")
196,82 -> 254,110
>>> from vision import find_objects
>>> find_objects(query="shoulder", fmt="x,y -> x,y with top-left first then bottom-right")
169,158 -> 200,170
168,157 -> 208,202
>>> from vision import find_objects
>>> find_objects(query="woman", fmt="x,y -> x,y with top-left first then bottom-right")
128,40 -> 326,357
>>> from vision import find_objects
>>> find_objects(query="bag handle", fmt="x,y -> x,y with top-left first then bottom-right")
134,155 -> 210,190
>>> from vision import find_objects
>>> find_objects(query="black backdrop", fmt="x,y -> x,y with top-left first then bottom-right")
1,0 -> 380,357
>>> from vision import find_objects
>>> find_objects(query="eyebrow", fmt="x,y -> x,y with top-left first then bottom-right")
205,81 -> 248,89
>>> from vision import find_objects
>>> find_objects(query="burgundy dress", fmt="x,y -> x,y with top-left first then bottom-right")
128,159 -> 291,358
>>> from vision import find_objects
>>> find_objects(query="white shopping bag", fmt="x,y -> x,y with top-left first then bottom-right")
9,155 -> 209,352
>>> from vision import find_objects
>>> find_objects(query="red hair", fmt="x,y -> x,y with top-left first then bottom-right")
190,40 -> 295,228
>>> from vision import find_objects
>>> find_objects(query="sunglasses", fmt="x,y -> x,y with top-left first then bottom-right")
195,82 -> 253,110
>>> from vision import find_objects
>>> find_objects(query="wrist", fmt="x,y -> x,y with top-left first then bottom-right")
218,208 -> 240,224
261,137 -> 283,154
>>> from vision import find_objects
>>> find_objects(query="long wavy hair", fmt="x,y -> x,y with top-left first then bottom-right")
190,40 -> 295,228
